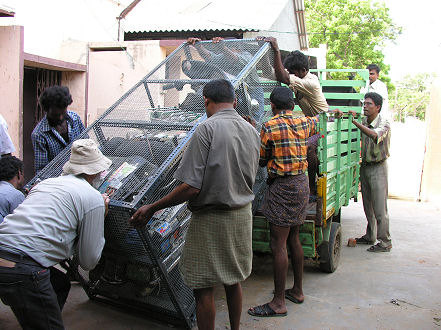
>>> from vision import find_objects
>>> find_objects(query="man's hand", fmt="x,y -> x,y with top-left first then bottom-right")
348,110 -> 357,119
212,37 -> 224,43
331,109 -> 344,118
102,194 -> 110,217
256,36 -> 279,52
129,204 -> 156,228
242,115 -> 257,128
187,37 -> 201,45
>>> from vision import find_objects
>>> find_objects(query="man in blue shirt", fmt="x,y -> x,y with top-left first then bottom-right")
31,85 -> 86,173
0,156 -> 25,223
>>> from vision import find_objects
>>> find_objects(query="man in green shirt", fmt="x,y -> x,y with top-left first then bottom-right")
349,92 -> 392,252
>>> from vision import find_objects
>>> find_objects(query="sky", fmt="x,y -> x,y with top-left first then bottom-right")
382,0 -> 441,81
2,0 -> 441,83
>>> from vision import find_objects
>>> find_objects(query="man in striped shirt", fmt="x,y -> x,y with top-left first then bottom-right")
31,86 -> 86,174
349,92 -> 392,252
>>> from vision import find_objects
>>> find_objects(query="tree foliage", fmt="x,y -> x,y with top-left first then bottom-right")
390,73 -> 436,122
305,0 -> 401,88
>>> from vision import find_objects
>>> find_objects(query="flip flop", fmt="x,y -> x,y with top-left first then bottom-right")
367,243 -> 392,253
248,303 -> 287,317
285,290 -> 304,304
355,237 -> 375,245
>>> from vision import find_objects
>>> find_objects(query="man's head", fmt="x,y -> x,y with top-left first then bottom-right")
270,87 -> 295,115
364,92 -> 383,119
367,64 -> 380,84
39,86 -> 73,127
202,79 -> 237,117
0,155 -> 24,190
283,50 -> 309,78
63,139 -> 111,186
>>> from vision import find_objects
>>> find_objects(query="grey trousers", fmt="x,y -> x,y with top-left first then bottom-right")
360,161 -> 392,247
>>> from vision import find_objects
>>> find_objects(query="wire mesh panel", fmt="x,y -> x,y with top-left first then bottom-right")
25,39 -> 279,328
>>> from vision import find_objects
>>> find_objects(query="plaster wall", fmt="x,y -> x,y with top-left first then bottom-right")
87,41 -> 166,124
420,80 -> 441,202
0,25 -> 23,157
61,71 -> 87,124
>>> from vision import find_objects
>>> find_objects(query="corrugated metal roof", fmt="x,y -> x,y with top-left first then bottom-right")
124,0 -> 289,33
0,3 -> 15,17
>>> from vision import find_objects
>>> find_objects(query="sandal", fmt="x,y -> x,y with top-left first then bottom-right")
355,237 -> 374,245
285,290 -> 304,304
248,303 -> 287,317
367,243 -> 392,253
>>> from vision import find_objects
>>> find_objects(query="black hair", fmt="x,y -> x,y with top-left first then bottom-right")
0,155 -> 23,181
283,50 -> 309,72
270,86 -> 295,110
203,79 -> 235,103
365,92 -> 383,111
366,64 -> 380,74
39,85 -> 73,112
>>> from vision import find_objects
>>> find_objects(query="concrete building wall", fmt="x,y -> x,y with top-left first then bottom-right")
61,71 -> 87,124
0,25 -> 23,157
86,41 -> 166,125
420,80 -> 441,202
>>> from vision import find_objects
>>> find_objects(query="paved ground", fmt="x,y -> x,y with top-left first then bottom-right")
2,199 -> 441,329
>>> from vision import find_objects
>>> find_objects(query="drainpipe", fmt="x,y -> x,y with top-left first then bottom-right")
293,0 -> 308,50
117,0 -> 142,41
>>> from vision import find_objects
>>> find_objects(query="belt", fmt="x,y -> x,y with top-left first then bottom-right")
0,249 -> 43,267
362,160 -> 386,167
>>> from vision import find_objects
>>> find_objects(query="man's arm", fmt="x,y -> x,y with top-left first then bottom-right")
77,198 -> 107,270
348,110 -> 379,141
257,36 -> 290,85
129,183 -> 200,228
187,37 -> 213,61
259,126 -> 272,167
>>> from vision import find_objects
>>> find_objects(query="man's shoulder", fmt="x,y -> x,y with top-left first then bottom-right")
67,111 -> 83,124
31,118 -> 48,137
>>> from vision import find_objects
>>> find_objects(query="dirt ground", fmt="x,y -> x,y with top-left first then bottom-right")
1,199 -> 441,329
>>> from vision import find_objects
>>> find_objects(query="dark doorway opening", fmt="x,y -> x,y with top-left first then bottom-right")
23,67 -> 61,181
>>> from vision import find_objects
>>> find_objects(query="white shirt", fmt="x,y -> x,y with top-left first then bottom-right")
0,114 -> 15,155
362,79 -> 390,120
0,174 -> 105,270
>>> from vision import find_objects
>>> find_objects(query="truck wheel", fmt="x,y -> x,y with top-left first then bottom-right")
319,222 -> 342,273
332,210 -> 341,223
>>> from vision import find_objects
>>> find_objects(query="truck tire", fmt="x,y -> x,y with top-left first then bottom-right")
319,222 -> 342,273
332,210 -> 341,223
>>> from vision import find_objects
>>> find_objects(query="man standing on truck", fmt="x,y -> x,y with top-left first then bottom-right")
257,36 -> 329,200
248,87 -> 319,317
361,64 -> 390,120
349,92 -> 392,252
130,79 -> 260,330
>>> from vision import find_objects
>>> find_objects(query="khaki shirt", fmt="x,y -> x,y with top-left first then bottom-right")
361,114 -> 391,163
174,108 -> 260,211
289,72 -> 328,116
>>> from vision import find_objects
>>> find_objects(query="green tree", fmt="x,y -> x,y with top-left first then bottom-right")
390,73 -> 436,122
305,0 -> 401,89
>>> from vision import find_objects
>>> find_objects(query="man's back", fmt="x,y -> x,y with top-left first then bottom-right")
174,108 -> 259,211
0,181 -> 25,223
289,72 -> 328,116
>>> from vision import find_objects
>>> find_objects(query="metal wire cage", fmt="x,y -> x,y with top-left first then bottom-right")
25,39 -> 279,328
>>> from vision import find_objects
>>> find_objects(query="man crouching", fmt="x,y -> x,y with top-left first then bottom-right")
0,139 -> 111,329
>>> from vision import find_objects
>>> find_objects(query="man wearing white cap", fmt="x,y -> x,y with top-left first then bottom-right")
0,139 -> 111,330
